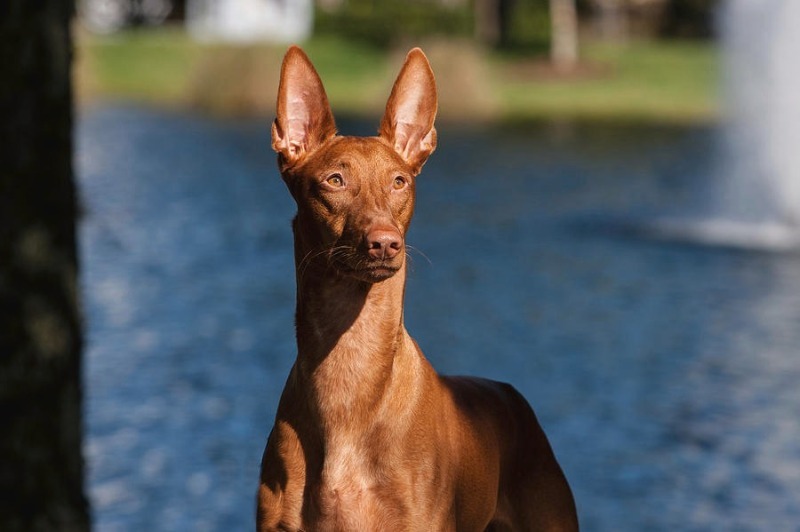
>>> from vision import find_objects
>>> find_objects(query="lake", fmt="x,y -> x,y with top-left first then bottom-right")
78,104 -> 800,531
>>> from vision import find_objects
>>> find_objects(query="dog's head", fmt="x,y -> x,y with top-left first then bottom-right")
272,46 -> 437,283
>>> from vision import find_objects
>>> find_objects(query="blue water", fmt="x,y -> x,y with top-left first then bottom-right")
78,104 -> 800,531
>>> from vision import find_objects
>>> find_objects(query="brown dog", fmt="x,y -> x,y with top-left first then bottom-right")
257,46 -> 578,531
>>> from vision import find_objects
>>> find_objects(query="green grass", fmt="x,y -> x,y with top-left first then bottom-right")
493,40 -> 719,123
78,27 -> 199,105
77,29 -> 393,115
77,27 -> 720,124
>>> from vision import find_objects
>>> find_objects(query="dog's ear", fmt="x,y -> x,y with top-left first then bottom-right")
379,48 -> 438,175
272,46 -> 337,168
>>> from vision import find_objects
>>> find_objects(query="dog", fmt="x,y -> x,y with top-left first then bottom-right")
257,45 -> 578,531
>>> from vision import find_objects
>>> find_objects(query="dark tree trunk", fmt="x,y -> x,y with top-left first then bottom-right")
475,0 -> 515,48
0,1 -> 89,530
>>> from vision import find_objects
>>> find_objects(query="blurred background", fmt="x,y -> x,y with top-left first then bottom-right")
75,0 -> 720,122
68,0 -> 800,530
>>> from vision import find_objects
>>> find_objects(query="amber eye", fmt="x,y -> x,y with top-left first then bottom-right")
326,173 -> 344,188
393,176 -> 407,190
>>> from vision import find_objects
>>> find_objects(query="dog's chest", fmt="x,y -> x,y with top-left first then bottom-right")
310,443 -> 405,530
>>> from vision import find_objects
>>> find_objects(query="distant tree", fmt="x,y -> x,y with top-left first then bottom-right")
661,0 -> 720,38
0,1 -> 89,530
549,0 -> 579,70
587,0 -> 628,40
587,0 -> 704,40
475,0 -> 515,48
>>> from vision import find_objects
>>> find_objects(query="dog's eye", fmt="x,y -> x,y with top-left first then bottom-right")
326,174 -> 344,188
393,176 -> 407,190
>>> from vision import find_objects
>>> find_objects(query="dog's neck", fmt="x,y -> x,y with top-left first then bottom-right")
291,242 -> 411,429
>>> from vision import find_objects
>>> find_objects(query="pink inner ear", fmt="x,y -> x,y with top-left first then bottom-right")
392,124 -> 412,160
273,47 -> 337,162
419,127 -> 436,153
393,121 -> 423,162
379,49 -> 437,170
279,91 -> 313,157
285,117 -> 309,157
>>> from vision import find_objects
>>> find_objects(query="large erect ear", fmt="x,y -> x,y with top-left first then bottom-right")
272,46 -> 337,167
379,48 -> 438,175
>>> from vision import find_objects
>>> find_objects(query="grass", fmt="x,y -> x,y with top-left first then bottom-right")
77,27 -> 199,105
494,40 -> 719,123
76,26 -> 720,124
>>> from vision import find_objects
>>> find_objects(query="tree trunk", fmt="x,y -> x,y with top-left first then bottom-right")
549,0 -> 579,71
590,0 -> 629,40
0,1 -> 89,530
475,0 -> 514,48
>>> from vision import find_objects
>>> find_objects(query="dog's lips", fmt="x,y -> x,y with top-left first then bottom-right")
333,256 -> 402,282
364,263 -> 401,280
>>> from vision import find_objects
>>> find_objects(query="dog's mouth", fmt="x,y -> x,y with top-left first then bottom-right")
331,254 -> 402,283
361,262 -> 401,281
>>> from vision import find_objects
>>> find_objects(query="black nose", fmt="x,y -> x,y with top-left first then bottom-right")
366,228 -> 403,260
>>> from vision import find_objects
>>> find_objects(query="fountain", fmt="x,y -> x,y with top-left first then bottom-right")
186,0 -> 312,43
651,0 -> 800,251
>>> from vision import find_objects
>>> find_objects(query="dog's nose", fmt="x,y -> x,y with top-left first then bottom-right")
367,228 -> 403,260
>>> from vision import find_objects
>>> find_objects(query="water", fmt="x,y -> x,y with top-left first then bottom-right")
78,104 -> 800,531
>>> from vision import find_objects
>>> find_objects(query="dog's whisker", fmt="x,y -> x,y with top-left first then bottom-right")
406,245 -> 432,266
296,250 -> 318,284
297,245 -> 362,284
